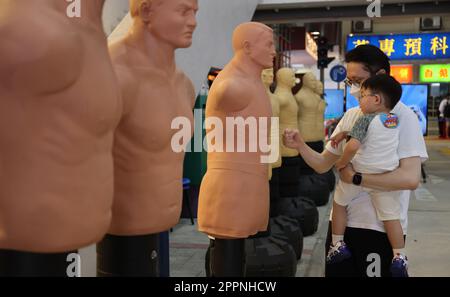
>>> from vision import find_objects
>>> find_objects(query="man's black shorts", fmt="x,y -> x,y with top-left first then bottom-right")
325,222 -> 406,277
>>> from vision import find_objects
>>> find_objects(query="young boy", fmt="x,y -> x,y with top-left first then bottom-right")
284,74 -> 408,277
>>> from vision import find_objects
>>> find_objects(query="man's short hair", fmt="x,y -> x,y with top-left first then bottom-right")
362,74 -> 402,110
345,44 -> 391,75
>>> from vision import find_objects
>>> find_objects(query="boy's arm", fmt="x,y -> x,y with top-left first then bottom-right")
336,138 -> 361,170
334,114 -> 372,170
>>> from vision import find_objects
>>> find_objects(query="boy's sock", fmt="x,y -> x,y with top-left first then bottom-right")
332,234 -> 344,246
393,248 -> 406,258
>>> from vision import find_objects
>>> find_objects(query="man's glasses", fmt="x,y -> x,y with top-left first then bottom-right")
344,78 -> 362,88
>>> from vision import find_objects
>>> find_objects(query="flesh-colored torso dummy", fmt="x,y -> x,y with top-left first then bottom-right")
313,80 -> 326,140
198,22 -> 275,239
108,0 -> 198,235
0,0 -> 121,253
295,72 -> 326,142
262,68 -> 281,180
275,68 -> 299,157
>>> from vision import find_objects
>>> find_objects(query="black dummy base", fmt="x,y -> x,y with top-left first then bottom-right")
97,233 -> 160,277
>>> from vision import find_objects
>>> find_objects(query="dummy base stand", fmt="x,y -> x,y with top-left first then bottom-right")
97,233 -> 159,277
0,249 -> 77,277
269,167 -> 280,216
208,238 -> 245,277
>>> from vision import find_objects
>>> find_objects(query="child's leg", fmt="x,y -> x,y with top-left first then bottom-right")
331,181 -> 361,246
327,182 -> 361,263
384,220 -> 405,251
369,190 -> 409,276
369,190 -> 405,255
331,201 -> 347,245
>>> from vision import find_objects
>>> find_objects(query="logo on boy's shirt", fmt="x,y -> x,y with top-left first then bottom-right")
380,113 -> 399,129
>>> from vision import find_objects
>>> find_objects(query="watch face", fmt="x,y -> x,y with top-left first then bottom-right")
353,173 -> 362,185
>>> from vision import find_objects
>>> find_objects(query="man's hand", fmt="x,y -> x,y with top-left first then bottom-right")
283,128 -> 304,150
330,131 -> 349,149
339,163 -> 356,184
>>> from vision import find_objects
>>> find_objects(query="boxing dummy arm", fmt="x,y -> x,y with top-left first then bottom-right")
216,80 -> 252,112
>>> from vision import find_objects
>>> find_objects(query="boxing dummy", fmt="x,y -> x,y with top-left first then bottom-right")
295,72 -> 326,144
313,80 -> 326,147
262,68 -> 282,210
262,68 -> 282,179
0,0 -> 121,277
314,80 -> 325,97
198,22 -> 275,277
275,68 -> 299,158
96,0 -> 198,277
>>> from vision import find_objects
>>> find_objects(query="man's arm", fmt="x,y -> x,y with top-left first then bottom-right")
340,156 -> 422,191
297,141 -> 340,174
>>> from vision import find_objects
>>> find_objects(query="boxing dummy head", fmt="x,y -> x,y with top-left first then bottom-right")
129,0 -> 198,48
262,68 -> 275,88
276,68 -> 297,88
302,72 -> 317,90
314,80 -> 324,96
232,22 -> 275,69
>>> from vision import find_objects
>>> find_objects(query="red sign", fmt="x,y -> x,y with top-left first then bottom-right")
391,65 -> 413,83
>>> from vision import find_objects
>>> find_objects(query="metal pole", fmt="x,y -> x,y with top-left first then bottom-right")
320,67 -> 325,87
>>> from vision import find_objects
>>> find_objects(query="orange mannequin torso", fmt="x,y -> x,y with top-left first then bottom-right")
0,0 -> 121,252
198,22 -> 275,239
275,68 -> 299,157
295,73 -> 326,142
107,1 -> 197,235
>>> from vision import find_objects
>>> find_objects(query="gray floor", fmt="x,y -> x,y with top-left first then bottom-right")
79,137 -> 450,277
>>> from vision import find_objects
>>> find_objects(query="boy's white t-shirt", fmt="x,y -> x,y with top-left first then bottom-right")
326,102 -> 428,234
351,113 -> 400,174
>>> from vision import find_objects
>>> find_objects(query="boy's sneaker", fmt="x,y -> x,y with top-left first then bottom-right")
326,240 -> 352,264
390,254 -> 409,277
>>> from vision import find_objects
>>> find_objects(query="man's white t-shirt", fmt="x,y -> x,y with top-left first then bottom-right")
326,102 -> 428,234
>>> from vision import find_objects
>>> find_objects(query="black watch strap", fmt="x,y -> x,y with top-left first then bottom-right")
352,172 -> 362,186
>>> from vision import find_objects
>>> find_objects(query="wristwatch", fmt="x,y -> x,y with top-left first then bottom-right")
352,172 -> 362,186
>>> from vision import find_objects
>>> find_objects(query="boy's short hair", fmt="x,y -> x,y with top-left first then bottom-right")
361,74 -> 402,110
345,45 -> 391,75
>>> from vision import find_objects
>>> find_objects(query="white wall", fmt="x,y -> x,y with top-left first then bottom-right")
102,0 -> 130,36
107,0 -> 260,95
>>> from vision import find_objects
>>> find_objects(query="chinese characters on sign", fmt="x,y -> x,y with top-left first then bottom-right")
347,32 -> 450,60
391,65 -> 413,84
420,64 -> 450,83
